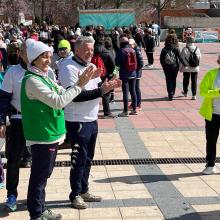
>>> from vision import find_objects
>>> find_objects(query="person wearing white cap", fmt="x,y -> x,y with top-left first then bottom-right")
21,39 -> 96,220
0,40 -> 59,213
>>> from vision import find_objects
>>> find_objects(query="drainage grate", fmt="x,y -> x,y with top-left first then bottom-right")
54,157 -> 220,167
2,157 -> 219,168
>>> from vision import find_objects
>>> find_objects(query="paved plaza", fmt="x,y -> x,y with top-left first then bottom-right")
0,42 -> 220,219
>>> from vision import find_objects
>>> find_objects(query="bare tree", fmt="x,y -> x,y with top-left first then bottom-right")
4,0 -> 20,23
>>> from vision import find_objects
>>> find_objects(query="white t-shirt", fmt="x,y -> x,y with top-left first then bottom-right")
1,64 -> 24,119
59,58 -> 101,122
152,24 -> 159,35
1,64 -> 56,119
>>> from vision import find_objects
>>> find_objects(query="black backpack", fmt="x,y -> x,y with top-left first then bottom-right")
186,47 -> 199,67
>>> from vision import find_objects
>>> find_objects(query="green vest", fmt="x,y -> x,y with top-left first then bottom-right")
21,70 -> 66,142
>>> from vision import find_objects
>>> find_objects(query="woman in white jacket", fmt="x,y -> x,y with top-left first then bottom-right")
180,36 -> 201,100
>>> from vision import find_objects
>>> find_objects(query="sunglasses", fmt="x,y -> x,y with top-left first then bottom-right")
58,47 -> 67,52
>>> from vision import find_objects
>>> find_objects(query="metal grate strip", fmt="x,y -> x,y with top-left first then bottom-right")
2,157 -> 218,168
52,157 -> 220,167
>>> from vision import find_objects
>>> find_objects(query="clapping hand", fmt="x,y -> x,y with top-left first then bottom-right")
77,65 -> 96,88
101,78 -> 122,95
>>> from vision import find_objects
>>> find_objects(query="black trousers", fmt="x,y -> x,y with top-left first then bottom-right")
183,72 -> 198,96
146,52 -> 154,65
205,114 -> 220,166
5,119 -> 29,198
102,92 -> 111,116
27,143 -> 58,219
164,70 -> 178,98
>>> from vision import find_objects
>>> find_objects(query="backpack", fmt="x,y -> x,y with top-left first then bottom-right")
123,48 -> 137,72
164,49 -> 176,65
91,55 -> 106,77
186,47 -> 199,67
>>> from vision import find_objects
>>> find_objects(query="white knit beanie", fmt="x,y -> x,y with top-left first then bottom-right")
26,38 -> 52,64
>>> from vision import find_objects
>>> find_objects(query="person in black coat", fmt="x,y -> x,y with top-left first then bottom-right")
143,28 -> 155,68
160,34 -> 181,100
93,39 -> 116,118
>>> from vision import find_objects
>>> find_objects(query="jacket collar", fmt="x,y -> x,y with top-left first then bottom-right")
72,56 -> 89,67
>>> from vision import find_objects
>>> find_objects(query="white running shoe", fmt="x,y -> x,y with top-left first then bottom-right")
202,166 -> 217,175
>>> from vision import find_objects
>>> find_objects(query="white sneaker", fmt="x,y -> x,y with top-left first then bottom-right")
202,166 -> 217,175
147,65 -> 154,68
192,96 -> 196,100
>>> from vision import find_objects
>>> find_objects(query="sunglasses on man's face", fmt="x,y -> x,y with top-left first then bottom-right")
58,47 -> 67,52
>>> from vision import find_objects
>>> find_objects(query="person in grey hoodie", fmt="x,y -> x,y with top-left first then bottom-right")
180,36 -> 201,100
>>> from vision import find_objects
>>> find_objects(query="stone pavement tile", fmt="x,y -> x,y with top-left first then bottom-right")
99,142 -> 124,148
192,205 -> 220,220
89,171 -> 109,179
143,140 -> 170,147
174,151 -> 204,158
91,165 -> 107,172
120,206 -> 164,219
0,210 -> 29,219
98,133 -> 121,141
98,119 -> 115,129
138,132 -> 165,141
107,170 -> 139,178
106,165 -> 136,172
114,190 -> 152,200
203,181 -> 220,195
111,182 -> 147,191
100,147 -> 128,155
172,180 -> 219,198
89,183 -> 112,192
129,119 -> 156,129
146,146 -> 175,152
79,207 -> 121,219
186,163 -> 207,173
102,154 -> 129,160
124,218 -> 164,220
149,152 -> 179,158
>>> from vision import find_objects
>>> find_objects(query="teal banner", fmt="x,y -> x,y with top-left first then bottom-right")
79,13 -> 135,29
195,31 -> 219,43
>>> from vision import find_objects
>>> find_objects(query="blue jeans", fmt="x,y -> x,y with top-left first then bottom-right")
121,78 -> 137,112
135,79 -> 141,107
66,121 -> 98,201
27,143 -> 58,219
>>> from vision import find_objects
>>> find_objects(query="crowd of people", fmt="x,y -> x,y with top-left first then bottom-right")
0,20 -> 218,220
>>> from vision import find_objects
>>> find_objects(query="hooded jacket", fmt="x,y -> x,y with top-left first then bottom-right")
199,67 -> 220,121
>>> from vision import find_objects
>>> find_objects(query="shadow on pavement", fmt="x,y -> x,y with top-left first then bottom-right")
0,199 -> 71,213
95,172 -> 203,184
167,210 -> 220,220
